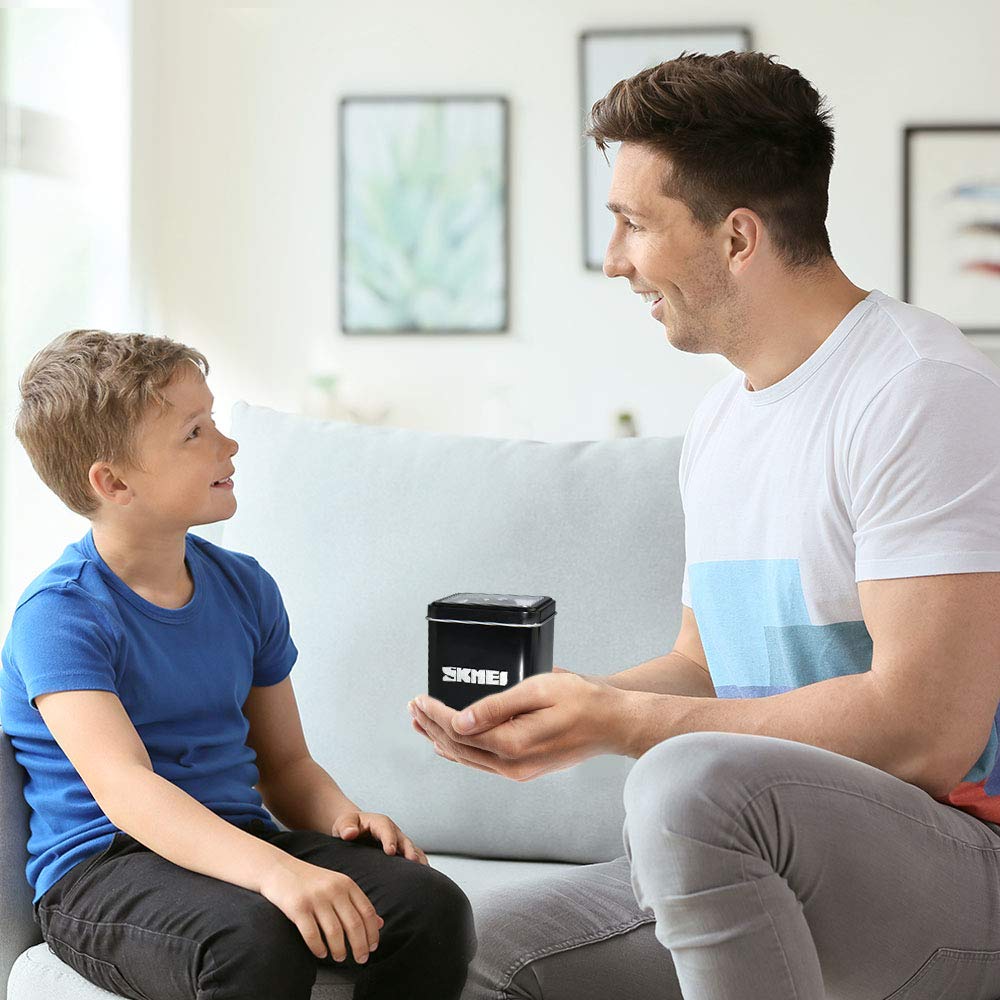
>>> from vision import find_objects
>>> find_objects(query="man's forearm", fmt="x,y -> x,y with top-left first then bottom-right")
606,650 -> 717,697
258,756 -> 360,834
621,671 -> 950,798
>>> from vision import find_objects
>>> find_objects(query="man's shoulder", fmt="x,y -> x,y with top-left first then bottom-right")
851,290 -> 1000,402
685,369 -> 744,435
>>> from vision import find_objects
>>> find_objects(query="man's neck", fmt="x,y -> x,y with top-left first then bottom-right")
738,267 -> 871,392
90,522 -> 194,609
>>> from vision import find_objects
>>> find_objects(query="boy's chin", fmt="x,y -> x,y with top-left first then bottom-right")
191,499 -> 238,528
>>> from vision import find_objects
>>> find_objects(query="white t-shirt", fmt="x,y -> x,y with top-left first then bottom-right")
679,287 -> 1000,820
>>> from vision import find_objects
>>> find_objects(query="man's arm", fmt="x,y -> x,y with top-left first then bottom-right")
622,573 -> 1000,800
244,676 -> 360,833
35,690 -> 295,891
604,605 -> 716,698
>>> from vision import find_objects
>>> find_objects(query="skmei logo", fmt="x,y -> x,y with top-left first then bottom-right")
442,666 -> 508,686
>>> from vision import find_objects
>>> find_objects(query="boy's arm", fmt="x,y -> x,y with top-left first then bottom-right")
243,676 -> 361,834
35,689 -> 295,891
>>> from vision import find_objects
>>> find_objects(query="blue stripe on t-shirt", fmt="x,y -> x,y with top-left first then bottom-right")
689,557 -> 998,788
688,558 -> 873,692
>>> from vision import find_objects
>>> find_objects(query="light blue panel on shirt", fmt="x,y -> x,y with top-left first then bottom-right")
975,714 -> 1000,789
688,559 -> 873,696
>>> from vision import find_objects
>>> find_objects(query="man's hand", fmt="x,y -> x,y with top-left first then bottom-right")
332,810 -> 429,865
407,666 -> 633,781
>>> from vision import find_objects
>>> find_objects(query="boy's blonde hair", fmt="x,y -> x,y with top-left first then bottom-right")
15,329 -> 209,517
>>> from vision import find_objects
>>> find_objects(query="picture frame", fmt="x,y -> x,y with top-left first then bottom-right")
902,123 -> 1000,338
338,95 -> 510,334
579,25 -> 753,271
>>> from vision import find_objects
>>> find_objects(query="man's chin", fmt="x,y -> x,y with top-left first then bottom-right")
662,323 -> 698,353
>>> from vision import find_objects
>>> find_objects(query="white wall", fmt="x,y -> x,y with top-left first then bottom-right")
130,0 -> 1000,449
2,0 -> 999,619
0,1 -> 133,626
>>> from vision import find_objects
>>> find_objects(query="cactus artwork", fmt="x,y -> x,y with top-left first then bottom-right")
339,97 -> 509,333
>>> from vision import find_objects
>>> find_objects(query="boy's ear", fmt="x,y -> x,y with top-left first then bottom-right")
88,461 -> 133,507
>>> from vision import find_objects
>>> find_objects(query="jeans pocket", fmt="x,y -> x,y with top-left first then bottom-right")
60,832 -> 130,910
882,947 -> 1000,1000
47,936 -> 151,1000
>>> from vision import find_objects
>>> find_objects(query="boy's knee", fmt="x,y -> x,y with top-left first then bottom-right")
397,867 -> 478,980
198,906 -> 316,1000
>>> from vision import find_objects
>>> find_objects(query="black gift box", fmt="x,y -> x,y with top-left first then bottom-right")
427,593 -> 556,711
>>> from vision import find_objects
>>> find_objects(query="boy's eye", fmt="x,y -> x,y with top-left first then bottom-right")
186,411 -> 216,441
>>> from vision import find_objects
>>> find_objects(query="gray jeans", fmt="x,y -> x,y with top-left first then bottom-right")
462,732 -> 1000,1000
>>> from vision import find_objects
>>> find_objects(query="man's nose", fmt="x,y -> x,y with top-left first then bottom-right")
603,232 -> 629,279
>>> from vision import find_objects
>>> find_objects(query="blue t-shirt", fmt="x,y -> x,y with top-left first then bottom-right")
0,530 -> 298,904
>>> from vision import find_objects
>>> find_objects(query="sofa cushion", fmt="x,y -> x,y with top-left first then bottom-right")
220,404 -> 685,864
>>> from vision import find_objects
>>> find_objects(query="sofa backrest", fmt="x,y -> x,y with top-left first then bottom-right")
0,727 -> 44,997
220,404 -> 685,864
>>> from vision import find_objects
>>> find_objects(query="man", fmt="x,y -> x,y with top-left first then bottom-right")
409,50 -> 1000,1000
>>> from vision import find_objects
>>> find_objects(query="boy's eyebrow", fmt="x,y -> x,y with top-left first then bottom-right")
606,202 -> 647,218
180,400 -> 215,426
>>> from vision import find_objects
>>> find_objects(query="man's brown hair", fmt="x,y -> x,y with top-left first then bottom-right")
15,329 -> 209,517
586,50 -> 836,269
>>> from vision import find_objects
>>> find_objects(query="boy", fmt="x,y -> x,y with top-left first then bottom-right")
0,329 -> 476,1000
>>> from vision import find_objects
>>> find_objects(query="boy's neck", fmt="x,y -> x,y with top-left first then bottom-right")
89,522 -> 195,610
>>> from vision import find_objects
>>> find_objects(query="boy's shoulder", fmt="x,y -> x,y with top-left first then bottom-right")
186,532 -> 267,588
11,532 -> 277,629
14,535 -> 106,615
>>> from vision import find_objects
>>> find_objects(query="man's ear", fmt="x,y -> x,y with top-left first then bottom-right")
88,461 -> 133,507
726,207 -> 761,273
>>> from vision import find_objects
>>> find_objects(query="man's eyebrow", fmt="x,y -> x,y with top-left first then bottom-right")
606,202 -> 647,218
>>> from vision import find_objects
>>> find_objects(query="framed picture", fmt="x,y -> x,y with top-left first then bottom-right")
338,95 -> 509,334
903,124 -> 1000,338
579,26 -> 753,271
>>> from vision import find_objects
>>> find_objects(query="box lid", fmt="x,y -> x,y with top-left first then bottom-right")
427,593 -> 556,626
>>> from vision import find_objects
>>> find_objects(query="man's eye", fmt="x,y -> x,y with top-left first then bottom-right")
624,219 -> 640,232
187,426 -> 200,440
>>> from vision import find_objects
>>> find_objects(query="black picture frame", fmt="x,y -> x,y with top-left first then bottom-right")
902,123 -> 1000,337
338,95 -> 511,335
578,25 -> 754,271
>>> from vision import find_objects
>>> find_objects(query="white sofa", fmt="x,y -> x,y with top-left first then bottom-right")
1,402 -> 686,998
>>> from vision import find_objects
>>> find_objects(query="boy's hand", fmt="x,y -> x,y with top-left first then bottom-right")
332,810 -> 429,866
259,855 -> 384,964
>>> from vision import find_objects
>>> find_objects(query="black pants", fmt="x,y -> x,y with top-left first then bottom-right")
32,818 -> 477,1000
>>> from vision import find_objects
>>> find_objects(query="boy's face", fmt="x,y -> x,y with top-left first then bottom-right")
101,363 -> 239,530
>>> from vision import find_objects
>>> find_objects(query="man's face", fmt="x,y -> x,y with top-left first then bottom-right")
110,364 -> 239,530
603,142 -> 742,353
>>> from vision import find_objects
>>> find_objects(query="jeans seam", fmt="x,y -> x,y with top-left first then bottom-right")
730,778 -> 1000,855
739,838 -> 801,1000
495,914 -> 656,998
44,905 -> 201,949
